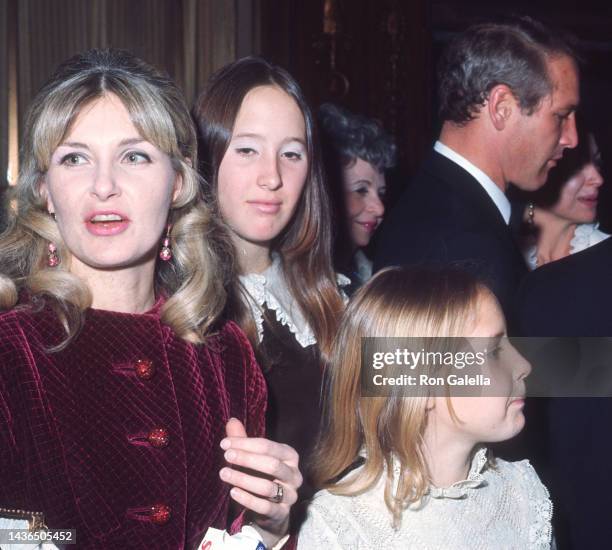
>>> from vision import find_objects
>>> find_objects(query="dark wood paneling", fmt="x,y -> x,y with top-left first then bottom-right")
259,0 -> 432,182
17,0 -> 98,129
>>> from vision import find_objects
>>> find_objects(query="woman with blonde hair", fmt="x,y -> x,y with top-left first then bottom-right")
298,266 -> 552,549
0,49 -> 300,549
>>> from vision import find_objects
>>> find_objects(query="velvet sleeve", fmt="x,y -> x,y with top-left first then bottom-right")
221,321 -> 267,439
0,311 -> 29,466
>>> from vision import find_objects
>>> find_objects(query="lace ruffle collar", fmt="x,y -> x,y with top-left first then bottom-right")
527,223 -> 610,270
427,447 -> 488,499
571,222 -> 609,253
388,446 -> 488,503
239,255 -> 316,348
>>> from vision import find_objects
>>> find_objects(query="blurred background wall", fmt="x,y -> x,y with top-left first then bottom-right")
1,0 -> 611,225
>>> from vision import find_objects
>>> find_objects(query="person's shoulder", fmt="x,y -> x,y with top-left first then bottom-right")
0,308 -> 37,369
309,487 -> 343,507
207,320 -> 256,366
520,236 -> 612,306
491,458 -> 553,546
539,235 -> 612,277
491,458 -> 552,509
0,307 -> 30,345
216,319 -> 251,345
0,307 -> 19,325
298,488 -> 361,549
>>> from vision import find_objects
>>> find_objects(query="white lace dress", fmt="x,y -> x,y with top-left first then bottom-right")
526,222 -> 610,270
297,448 -> 553,550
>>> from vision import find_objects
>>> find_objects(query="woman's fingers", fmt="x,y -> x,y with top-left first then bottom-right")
221,435 -> 299,466
227,486 -> 290,519
219,419 -> 302,507
224,417 -> 247,438
220,420 -> 301,544
219,467 -> 296,506
222,446 -> 302,488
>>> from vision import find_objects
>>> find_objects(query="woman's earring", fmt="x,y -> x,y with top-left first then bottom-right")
527,202 -> 535,226
47,243 -> 60,267
159,224 -> 172,261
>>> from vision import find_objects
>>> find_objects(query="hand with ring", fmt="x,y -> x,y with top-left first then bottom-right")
270,482 -> 284,504
219,417 -> 303,547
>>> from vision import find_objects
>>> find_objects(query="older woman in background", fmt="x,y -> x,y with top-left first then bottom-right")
0,49 -> 300,549
520,120 -> 608,269
318,103 -> 396,292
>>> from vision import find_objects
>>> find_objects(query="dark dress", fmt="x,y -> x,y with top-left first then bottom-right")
260,306 -> 323,486
0,299 -> 266,549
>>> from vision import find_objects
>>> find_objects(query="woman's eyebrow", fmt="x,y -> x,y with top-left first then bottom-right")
118,137 -> 147,147
58,141 -> 89,149
58,137 -> 146,149
233,132 -> 263,139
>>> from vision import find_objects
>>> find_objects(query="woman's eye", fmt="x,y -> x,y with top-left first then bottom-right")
489,345 -> 502,359
124,151 -> 151,164
61,153 -> 87,166
282,151 -> 303,161
355,187 -> 369,196
236,147 -> 256,157
378,188 -> 387,199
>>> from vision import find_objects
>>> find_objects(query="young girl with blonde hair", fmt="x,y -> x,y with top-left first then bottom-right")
298,266 -> 552,549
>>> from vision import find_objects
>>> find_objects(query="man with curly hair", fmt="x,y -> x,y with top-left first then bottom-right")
375,16 -> 579,323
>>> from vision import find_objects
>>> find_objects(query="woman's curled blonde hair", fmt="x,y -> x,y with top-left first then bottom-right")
0,48 -> 234,346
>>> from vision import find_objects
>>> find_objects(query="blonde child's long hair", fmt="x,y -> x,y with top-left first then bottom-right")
312,266 -> 491,526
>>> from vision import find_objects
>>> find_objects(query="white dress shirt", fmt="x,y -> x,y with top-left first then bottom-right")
434,141 -> 511,225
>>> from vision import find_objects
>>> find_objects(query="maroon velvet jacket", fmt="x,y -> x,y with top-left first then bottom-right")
0,301 -> 266,549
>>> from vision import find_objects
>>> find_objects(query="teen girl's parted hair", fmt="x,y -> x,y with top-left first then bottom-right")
0,48 -> 233,346
312,266 -> 491,526
192,56 -> 343,358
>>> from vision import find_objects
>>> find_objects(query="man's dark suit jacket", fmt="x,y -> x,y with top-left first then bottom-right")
517,236 -> 612,336
516,237 -> 612,549
374,150 -> 527,321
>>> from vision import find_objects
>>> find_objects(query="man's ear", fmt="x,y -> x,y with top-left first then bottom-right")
38,178 -> 55,215
487,84 -> 517,131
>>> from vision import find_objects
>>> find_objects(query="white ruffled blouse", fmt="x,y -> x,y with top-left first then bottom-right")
297,448 -> 553,549
239,255 -> 349,348
526,222 -> 610,270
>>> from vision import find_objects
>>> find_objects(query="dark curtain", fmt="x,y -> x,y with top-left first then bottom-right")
2,0 -> 258,192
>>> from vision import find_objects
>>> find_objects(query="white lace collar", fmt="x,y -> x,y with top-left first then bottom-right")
239,255 -> 316,348
526,222 -> 611,270
427,447 -> 488,499
386,446 -> 488,504
571,222 -> 609,252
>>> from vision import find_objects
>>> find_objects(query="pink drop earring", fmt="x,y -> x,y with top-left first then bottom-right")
47,243 -> 60,267
159,224 -> 172,261
47,211 -> 60,267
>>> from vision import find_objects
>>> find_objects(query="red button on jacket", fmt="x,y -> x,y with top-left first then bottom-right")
148,427 -> 169,448
150,503 -> 171,525
134,358 -> 155,380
